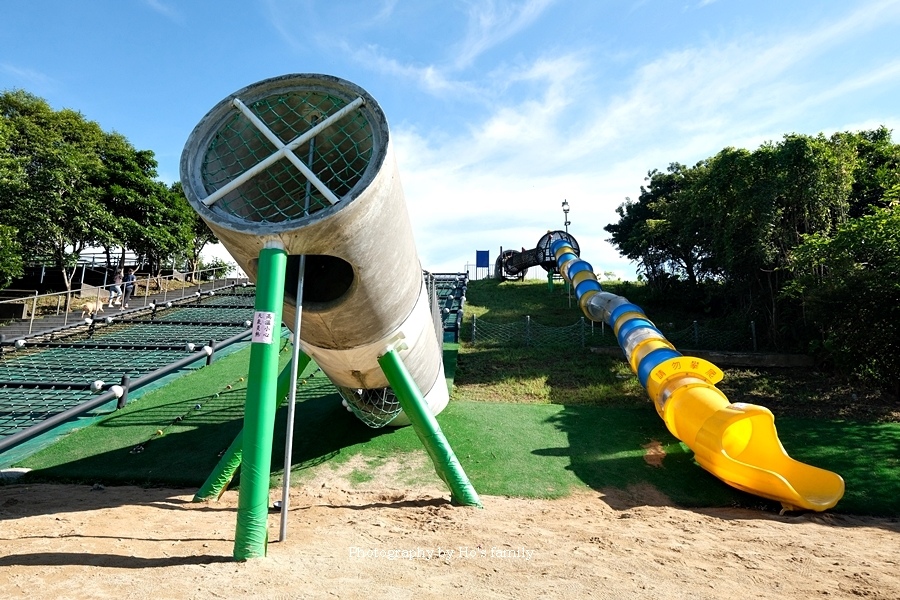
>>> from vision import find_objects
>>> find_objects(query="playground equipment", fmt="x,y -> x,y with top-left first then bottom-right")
0,283 -> 255,456
550,239 -> 845,512
181,74 -> 447,429
180,74 -> 479,560
495,230 -> 579,280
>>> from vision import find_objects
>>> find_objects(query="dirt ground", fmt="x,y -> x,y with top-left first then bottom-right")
2,460 -> 898,600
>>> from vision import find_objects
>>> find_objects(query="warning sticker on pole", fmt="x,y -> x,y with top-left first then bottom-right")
252,311 -> 276,344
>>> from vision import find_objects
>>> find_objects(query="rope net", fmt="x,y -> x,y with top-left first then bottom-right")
0,286 -> 256,439
201,91 -> 374,224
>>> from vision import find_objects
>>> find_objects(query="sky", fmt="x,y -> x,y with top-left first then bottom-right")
2,0 -> 899,279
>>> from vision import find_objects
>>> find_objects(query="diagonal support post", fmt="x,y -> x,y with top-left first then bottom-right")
193,356 -> 310,502
377,344 -> 481,508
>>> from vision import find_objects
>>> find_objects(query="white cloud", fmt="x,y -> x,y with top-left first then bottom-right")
391,1 -> 900,275
0,64 -> 54,89
143,0 -> 183,24
343,42 -> 472,96
452,0 -> 560,69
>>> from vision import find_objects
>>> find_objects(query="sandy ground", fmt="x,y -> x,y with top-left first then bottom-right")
2,464 -> 899,600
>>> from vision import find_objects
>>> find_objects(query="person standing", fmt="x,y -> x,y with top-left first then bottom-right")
109,270 -> 123,306
121,268 -> 136,309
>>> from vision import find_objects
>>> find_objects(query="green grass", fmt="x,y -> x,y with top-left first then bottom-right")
11,280 -> 900,517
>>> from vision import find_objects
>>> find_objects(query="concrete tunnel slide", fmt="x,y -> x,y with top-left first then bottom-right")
180,73 -> 447,428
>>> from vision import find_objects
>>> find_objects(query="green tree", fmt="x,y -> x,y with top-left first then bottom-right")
169,181 -> 219,279
786,196 -> 900,393
605,162 -> 715,291
0,90 -> 110,301
0,224 -> 24,289
94,131 -> 166,269
838,127 -> 900,218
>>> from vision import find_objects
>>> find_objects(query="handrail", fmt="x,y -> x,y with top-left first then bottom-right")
0,266 -> 231,306
0,268 -> 250,336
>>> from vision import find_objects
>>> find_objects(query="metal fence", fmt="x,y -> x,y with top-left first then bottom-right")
471,315 -> 758,352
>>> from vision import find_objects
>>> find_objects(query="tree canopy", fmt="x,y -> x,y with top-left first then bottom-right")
605,127 -> 900,390
0,89 -> 219,294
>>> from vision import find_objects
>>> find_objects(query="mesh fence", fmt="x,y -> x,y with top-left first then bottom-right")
664,321 -> 757,352
471,315 -> 757,352
201,91 -> 373,224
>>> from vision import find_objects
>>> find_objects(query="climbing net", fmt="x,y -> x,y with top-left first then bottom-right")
0,285 -> 256,439
336,386 -> 402,428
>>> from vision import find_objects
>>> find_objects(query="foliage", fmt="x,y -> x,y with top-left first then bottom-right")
605,128 -> 899,355
172,181 -> 219,275
0,224 -> 23,289
787,199 -> 900,392
199,256 -> 235,279
0,90 -> 107,295
0,89 -> 209,291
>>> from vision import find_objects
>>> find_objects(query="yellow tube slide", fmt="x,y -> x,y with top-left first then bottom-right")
648,358 -> 845,511
552,240 -> 844,511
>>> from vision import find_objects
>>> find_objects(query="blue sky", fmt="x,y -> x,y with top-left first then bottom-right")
2,1 -> 899,277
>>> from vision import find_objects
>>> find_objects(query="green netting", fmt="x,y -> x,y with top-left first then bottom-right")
0,347 -> 186,383
0,386 -> 95,434
201,91 -> 374,224
195,294 -> 256,307
154,307 -> 252,322
0,284 -> 258,440
86,324 -> 248,345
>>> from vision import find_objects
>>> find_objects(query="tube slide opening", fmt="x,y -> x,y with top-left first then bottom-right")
720,416 -> 755,459
282,254 -> 355,307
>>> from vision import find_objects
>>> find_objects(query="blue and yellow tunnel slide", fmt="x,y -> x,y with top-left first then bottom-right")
551,239 -> 844,511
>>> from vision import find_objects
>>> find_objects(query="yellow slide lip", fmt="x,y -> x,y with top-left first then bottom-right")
687,401 -> 845,511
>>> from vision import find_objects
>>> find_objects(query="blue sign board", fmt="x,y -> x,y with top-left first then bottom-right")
475,251 -> 489,268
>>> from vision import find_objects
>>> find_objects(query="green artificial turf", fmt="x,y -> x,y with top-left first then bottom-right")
15,337 -> 900,517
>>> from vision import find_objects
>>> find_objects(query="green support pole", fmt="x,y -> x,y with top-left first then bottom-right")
193,357 -> 308,502
234,245 -> 287,560
547,270 -> 554,292
377,346 -> 482,508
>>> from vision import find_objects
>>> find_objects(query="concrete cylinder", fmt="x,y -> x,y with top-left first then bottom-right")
180,74 -> 447,425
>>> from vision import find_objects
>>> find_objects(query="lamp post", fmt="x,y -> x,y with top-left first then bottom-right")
561,200 -> 570,233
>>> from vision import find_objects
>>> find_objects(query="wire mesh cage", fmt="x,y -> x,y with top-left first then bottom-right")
199,90 -> 375,224
336,386 -> 402,428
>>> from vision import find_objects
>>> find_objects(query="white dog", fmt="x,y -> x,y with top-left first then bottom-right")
80,301 -> 105,319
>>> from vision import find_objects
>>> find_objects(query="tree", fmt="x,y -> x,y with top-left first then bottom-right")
838,127 -> 900,218
94,131 -> 166,269
0,90 -> 111,302
0,225 -> 24,289
172,182 -> 219,280
605,162 -> 714,290
786,196 -> 900,392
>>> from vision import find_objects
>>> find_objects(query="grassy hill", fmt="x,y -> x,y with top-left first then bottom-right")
12,277 -> 900,516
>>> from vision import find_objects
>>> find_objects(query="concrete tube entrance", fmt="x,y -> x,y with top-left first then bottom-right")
180,74 -> 448,426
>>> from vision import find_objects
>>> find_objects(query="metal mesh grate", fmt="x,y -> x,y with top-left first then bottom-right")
201,91 -> 373,224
